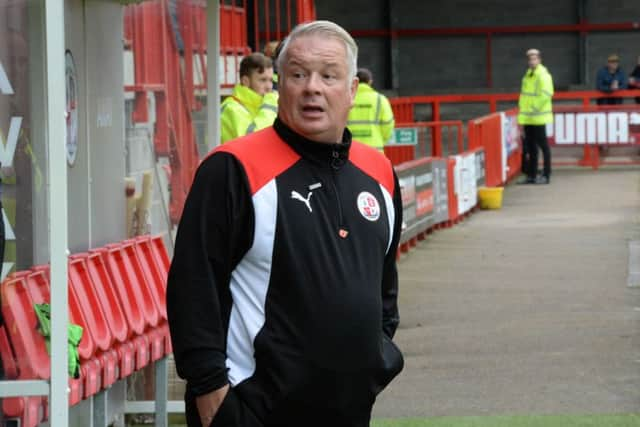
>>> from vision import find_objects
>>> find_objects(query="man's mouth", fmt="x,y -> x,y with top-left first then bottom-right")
302,105 -> 324,113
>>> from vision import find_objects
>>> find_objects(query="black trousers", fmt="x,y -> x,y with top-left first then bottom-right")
185,388 -> 371,427
186,389 -> 262,427
523,125 -> 551,179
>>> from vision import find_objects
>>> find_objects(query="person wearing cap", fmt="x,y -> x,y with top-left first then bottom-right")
517,48 -> 554,185
596,54 -> 628,105
347,68 -> 395,151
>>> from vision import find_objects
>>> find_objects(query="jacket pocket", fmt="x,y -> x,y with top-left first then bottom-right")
372,334 -> 404,395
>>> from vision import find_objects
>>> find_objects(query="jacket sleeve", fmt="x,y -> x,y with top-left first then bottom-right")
534,72 -> 554,111
378,95 -> 395,145
220,103 -> 251,144
596,69 -> 611,92
618,70 -> 629,89
166,152 -> 254,397
247,91 -> 278,134
381,171 -> 403,338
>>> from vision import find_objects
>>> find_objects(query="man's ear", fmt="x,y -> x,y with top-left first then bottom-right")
240,75 -> 250,87
349,77 -> 359,107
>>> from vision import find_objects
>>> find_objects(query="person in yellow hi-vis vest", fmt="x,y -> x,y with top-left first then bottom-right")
347,68 -> 394,151
517,48 -> 554,185
221,53 -> 278,144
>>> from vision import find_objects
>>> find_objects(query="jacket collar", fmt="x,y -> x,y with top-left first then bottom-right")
357,83 -> 375,93
231,84 -> 262,114
273,118 -> 351,169
527,64 -> 547,77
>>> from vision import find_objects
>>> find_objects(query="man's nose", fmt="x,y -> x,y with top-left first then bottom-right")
304,73 -> 322,94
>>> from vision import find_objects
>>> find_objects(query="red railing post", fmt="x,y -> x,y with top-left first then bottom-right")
275,0 -> 281,41
486,33 -> 492,88
489,97 -> 497,113
432,101 -> 442,158
264,0 -> 270,48
254,0 -> 259,50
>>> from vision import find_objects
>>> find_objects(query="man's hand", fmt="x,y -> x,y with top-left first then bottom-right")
196,384 -> 229,427
611,80 -> 619,90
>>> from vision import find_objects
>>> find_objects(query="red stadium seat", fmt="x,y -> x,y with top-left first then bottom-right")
100,245 -> 146,336
69,256 -> 114,351
120,241 -> 160,328
133,236 -> 167,320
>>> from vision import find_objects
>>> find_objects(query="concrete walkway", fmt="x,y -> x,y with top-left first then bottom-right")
374,168 -> 640,418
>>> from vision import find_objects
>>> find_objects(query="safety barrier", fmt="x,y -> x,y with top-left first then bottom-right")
467,109 -> 521,187
0,235 -> 171,427
546,104 -> 640,169
394,140 -> 488,256
391,108 -> 516,257
390,89 -> 640,172
385,121 -> 465,166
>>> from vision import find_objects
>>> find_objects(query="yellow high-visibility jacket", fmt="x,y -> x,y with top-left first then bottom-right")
517,64 -> 554,126
347,83 -> 395,150
220,84 -> 278,144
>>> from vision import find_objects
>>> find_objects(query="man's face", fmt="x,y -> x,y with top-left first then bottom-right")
608,61 -> 619,73
241,67 -> 274,96
277,35 -> 358,143
527,54 -> 540,69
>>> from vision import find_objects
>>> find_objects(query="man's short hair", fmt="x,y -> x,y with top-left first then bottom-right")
240,53 -> 273,78
526,48 -> 540,58
356,68 -> 373,85
607,53 -> 620,63
276,20 -> 358,81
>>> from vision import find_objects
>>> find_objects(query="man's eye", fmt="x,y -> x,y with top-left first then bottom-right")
293,72 -> 305,79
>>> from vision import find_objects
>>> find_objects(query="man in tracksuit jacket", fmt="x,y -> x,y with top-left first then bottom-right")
167,21 -> 404,427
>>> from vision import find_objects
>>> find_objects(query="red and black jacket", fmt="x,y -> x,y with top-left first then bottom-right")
167,118 -> 404,424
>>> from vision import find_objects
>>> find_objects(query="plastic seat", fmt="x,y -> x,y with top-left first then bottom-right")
85,250 -> 137,379
1,275 -> 50,379
133,334 -> 150,370
69,255 -> 119,389
0,323 -> 40,426
149,234 -> 171,278
131,237 -> 169,360
99,245 -> 153,371
120,241 -> 160,328
133,236 -> 167,320
24,268 -> 104,401
24,269 -> 96,362
145,235 -> 173,356
100,245 -> 147,336
85,250 -> 129,343
0,275 -> 48,427
100,348 -> 119,387
0,326 -> 18,379
69,255 -> 114,351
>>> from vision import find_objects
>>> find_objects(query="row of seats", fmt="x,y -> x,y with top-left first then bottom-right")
0,234 -> 172,427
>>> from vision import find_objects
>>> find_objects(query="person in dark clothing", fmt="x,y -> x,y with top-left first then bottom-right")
596,54 -> 628,105
167,20 -> 404,427
628,55 -> 640,104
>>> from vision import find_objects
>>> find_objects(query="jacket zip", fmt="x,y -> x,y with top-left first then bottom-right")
330,150 -> 348,238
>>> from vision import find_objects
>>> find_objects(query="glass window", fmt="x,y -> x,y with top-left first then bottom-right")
0,0 -> 48,281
